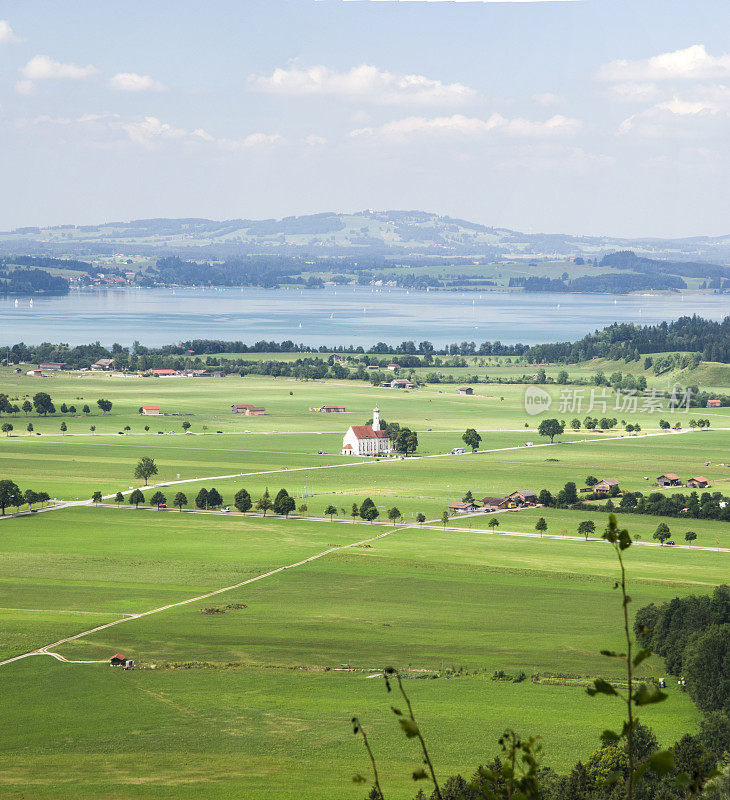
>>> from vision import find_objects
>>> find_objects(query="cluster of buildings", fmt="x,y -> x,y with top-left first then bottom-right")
231,404 -> 266,416
449,490 -> 538,514
657,474 -> 710,488
148,368 -> 224,378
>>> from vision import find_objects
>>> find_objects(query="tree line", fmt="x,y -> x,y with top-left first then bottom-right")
0,392 -> 112,417
0,479 -> 50,515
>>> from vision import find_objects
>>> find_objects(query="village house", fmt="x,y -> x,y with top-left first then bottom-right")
687,476 -> 711,488
150,368 -> 178,376
141,406 -> 161,416
480,490 -> 538,511
657,473 -> 682,487
448,501 -> 479,513
390,378 -> 415,390
341,407 -> 391,456
231,404 -> 266,416
311,405 -> 347,413
91,358 -> 114,371
26,369 -> 43,377
387,364 -> 399,371
594,478 -> 620,495
456,386 -> 474,395
707,399 -> 722,408
39,361 -> 68,371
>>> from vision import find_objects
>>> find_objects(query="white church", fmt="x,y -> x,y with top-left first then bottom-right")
341,407 -> 392,456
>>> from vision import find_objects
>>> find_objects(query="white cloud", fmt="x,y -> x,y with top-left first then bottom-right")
15,80 -> 34,96
654,96 -> 722,116
109,72 -> 165,92
350,112 -> 582,140
609,82 -> 658,102
121,116 -> 186,146
0,20 -> 19,44
305,134 -> 328,146
250,64 -> 477,106
242,132 -> 284,148
599,44 -> 730,82
21,54 -> 98,81
532,92 -> 562,105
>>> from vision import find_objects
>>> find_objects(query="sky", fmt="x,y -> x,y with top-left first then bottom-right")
1,0 -> 730,237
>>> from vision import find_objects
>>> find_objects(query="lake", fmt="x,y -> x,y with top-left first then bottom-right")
1,286 -> 727,348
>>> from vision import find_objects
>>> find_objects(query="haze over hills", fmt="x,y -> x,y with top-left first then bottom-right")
3,210 -> 730,262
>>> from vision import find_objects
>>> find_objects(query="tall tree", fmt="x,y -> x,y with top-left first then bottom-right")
114,491 -> 124,506
92,491 -> 103,504
149,491 -> 167,509
387,507 -> 401,525
133,456 -> 158,485
234,488 -> 252,514
535,517 -> 548,537
324,504 -> 338,520
97,399 -> 113,414
195,488 -> 209,510
207,488 -> 223,508
578,520 -> 596,540
256,488 -> 273,516
174,492 -> 188,511
32,392 -> 54,415
538,418 -> 564,443
462,428 -> 482,452
129,489 -> 144,508
653,523 -> 671,545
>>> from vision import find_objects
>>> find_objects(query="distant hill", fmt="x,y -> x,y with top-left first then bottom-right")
3,210 -> 730,263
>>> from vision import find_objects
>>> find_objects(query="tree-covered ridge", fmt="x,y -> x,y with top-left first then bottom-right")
600,251 -> 730,281
509,273 -> 687,293
526,316 -> 730,364
0,268 -> 69,295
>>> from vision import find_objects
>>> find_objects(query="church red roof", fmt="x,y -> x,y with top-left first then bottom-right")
350,425 -> 390,440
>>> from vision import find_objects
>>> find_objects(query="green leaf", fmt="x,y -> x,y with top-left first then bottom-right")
352,774 -> 367,784
592,678 -> 618,696
602,770 -> 622,786
599,729 -> 620,742
634,685 -> 668,706
648,750 -> 674,774
412,768 -> 428,781
633,648 -> 652,667
390,706 -> 403,716
674,772 -> 691,788
600,650 -> 626,659
399,718 -> 420,739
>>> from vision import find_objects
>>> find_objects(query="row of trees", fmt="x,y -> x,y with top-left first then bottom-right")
0,479 -> 50,514
0,392 -> 112,417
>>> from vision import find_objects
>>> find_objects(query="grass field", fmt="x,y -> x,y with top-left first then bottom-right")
0,509 -> 713,800
1,368 -> 728,799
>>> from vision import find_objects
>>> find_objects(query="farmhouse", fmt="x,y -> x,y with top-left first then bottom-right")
341,407 -> 391,456
232,404 -> 266,416
26,369 -> 43,377
687,476 -> 711,488
39,361 -> 67,371
456,386 -> 473,395
448,501 -> 479,513
594,478 -> 620,495
312,405 -> 346,413
707,399 -> 721,407
387,364 -> 399,371
150,368 -> 178,376
480,490 -> 538,511
657,473 -> 682,487
109,654 -> 126,666
91,358 -> 114,371
141,406 -> 161,416
390,378 -> 415,390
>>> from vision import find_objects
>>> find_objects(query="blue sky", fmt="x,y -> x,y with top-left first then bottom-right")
1,0 -> 730,236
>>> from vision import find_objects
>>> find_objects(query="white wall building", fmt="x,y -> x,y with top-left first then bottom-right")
341,407 -> 392,456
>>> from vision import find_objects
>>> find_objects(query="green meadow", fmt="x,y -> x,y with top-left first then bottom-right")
0,509 -> 716,800
1,368 -> 728,799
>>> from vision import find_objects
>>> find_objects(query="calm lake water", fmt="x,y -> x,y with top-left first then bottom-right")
1,287 -> 728,348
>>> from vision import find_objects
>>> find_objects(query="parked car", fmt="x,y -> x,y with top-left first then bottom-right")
220,507 -> 230,513
666,540 -> 676,546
